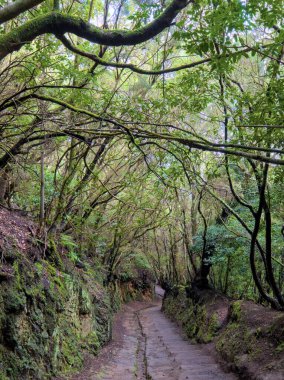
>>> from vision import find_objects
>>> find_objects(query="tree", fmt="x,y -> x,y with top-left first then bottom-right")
0,0 -> 283,309
0,0 -> 189,59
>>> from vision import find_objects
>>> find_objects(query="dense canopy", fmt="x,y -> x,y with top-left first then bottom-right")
0,0 -> 283,311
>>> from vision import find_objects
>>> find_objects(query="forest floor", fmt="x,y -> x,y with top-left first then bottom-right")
0,207 -> 34,252
63,287 -> 236,380
0,207 -> 36,280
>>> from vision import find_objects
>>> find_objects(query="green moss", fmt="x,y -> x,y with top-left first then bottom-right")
254,327 -> 262,338
0,256 -> 112,379
81,331 -> 100,354
0,344 -> 38,380
209,312 -> 220,331
61,338 -> 83,369
216,321 -> 259,364
0,374 -> 10,380
79,288 -> 92,315
230,301 -> 242,323
4,287 -> 26,314
275,341 -> 284,353
25,282 -> 45,302
164,294 -> 221,344
200,312 -> 220,343
51,326 -> 60,372
12,261 -> 22,290
47,238 -> 64,269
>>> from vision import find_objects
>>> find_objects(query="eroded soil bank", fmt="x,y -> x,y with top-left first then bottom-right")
163,288 -> 284,380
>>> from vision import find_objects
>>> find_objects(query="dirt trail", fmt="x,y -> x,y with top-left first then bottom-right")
69,287 -> 237,380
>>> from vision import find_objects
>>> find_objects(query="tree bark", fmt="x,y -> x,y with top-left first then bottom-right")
0,0 -> 44,24
0,0 -> 189,60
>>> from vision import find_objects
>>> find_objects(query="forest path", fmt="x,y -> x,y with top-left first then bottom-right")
69,287 -> 237,380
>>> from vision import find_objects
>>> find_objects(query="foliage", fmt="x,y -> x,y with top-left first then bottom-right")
0,0 -> 283,308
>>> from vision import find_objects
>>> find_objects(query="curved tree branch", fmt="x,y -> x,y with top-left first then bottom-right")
58,34 -> 258,76
2,92 -> 284,166
0,0 -> 190,60
58,34 -> 212,75
0,0 -> 44,24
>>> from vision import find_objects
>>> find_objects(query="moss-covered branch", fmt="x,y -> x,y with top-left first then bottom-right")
0,0 -> 190,60
0,0 -> 44,24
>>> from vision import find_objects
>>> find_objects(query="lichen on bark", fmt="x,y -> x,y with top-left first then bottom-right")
0,0 -> 189,60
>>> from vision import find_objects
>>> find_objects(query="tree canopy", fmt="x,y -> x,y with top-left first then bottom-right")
0,0 -> 283,309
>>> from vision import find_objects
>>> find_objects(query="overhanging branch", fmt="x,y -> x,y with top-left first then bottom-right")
0,0 -> 190,60
3,93 -> 283,166
58,34 -> 211,75
0,0 -> 44,24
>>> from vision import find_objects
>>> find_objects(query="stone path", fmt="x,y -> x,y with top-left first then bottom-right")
70,290 -> 237,380
140,305 -> 236,380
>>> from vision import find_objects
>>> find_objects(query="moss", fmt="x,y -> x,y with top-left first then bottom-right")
209,312 -> 220,331
81,331 -> 100,354
79,287 -> 92,315
4,287 -> 26,314
108,282 -> 122,311
47,239 -> 64,269
12,261 -> 22,290
216,320 -> 259,364
25,282 -> 45,303
61,336 -> 83,370
230,301 -> 242,323
200,312 -> 220,343
164,294 -> 221,344
0,374 -> 10,380
254,327 -> 262,338
51,326 -> 60,372
0,255 -> 112,379
0,344 -> 37,380
2,246 -> 19,265
275,341 -> 284,353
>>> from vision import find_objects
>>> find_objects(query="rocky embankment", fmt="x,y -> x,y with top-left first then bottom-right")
0,208 -> 153,380
0,244 -> 112,379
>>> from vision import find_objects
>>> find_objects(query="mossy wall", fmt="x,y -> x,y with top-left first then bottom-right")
108,279 -> 154,313
0,255 -> 112,379
162,289 -> 223,344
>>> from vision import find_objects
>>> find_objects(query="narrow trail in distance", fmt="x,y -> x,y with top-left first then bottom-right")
68,287 -> 237,380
